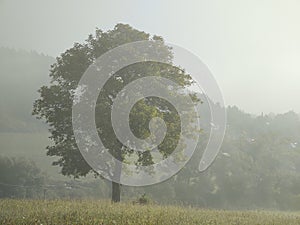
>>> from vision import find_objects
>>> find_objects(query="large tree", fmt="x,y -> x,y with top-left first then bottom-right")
33,24 -> 199,202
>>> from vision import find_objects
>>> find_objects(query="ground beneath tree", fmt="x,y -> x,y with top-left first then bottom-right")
1,199 -> 300,224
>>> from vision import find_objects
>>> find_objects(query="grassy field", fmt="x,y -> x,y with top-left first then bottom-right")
1,200 -> 300,225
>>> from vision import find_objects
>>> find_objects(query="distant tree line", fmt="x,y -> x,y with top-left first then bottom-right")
126,106 -> 300,210
1,106 -> 300,210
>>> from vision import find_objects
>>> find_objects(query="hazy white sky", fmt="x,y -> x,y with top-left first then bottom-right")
0,0 -> 299,114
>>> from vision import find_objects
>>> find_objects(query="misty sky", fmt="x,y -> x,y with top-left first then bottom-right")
0,0 -> 299,114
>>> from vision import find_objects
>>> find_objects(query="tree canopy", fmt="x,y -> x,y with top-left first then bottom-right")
33,24 -> 199,202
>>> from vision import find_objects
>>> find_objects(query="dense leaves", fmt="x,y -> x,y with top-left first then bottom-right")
32,24 -> 199,201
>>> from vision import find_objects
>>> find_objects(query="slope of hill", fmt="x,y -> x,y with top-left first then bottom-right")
0,48 -> 54,132
0,48 -> 61,178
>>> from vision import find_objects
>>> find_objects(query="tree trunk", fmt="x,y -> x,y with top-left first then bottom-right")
111,148 -> 122,203
111,181 -> 121,202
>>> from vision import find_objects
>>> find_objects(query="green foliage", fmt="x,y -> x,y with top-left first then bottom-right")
0,156 -> 46,198
133,193 -> 151,205
32,24 -> 198,202
121,104 -> 300,210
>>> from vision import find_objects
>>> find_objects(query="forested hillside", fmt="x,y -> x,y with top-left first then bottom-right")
0,48 -> 53,132
123,105 -> 300,210
0,48 -> 58,177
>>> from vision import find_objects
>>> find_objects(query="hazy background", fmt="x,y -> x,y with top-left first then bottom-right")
1,1 -> 300,210
0,0 -> 299,114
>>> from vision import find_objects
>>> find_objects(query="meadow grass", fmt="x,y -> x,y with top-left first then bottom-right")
1,199 -> 300,225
